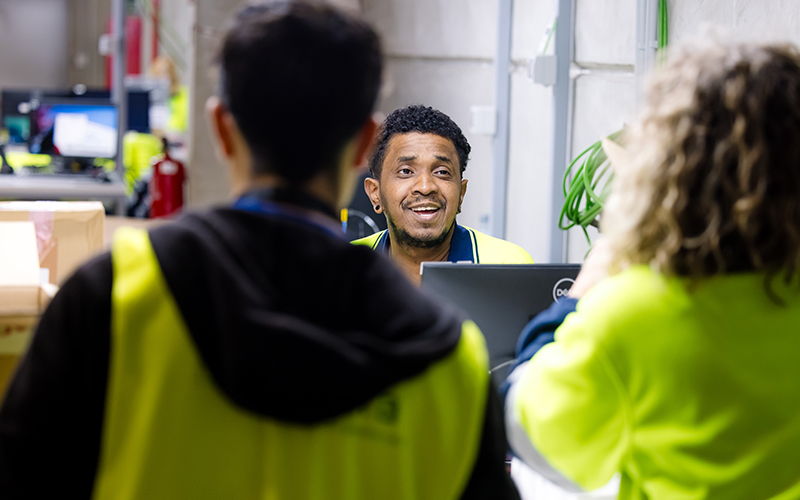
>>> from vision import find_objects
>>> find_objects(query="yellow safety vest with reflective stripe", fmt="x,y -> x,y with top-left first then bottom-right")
92,227 -> 489,500
353,225 -> 534,264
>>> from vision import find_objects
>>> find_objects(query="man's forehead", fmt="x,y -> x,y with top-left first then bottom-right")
385,132 -> 458,161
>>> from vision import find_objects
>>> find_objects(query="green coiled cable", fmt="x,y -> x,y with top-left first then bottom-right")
558,130 -> 622,244
559,0 -> 668,246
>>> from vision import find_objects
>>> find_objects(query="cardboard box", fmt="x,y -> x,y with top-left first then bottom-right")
0,222 -> 40,315
0,221 -> 59,398
0,201 -> 104,285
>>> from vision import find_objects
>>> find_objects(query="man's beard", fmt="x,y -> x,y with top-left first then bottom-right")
386,213 -> 456,249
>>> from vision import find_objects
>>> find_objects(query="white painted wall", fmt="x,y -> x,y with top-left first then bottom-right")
363,0 -> 568,262
186,0 -> 362,207
0,0 -> 69,90
564,0 -> 800,262
506,0 -> 559,262
363,0 -> 498,235
155,0 -> 194,82
66,0 -> 109,88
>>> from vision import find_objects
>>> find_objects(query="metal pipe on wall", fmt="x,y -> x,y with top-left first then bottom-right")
635,0 -> 659,106
112,0 -> 127,183
547,0 -> 575,263
152,0 -> 160,61
490,0 -> 514,240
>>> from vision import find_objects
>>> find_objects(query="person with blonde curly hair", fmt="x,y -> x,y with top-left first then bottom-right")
503,39 -> 800,499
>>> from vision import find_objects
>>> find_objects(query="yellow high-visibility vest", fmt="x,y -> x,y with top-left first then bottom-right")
93,227 -> 490,500
509,265 -> 800,498
353,225 -> 534,264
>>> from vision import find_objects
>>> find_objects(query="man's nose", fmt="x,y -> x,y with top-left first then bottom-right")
412,171 -> 438,195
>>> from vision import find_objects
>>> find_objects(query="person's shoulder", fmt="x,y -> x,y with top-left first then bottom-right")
61,251 -> 114,301
573,265 -> 691,342
351,230 -> 386,249
581,265 -> 683,311
464,226 -> 535,264
146,210 -> 214,249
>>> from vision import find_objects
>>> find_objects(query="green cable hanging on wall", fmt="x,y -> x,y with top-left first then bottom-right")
559,0 -> 668,246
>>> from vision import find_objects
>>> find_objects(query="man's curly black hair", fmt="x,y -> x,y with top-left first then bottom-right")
369,105 -> 471,179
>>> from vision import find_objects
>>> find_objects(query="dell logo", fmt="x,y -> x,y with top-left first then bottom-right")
552,278 -> 575,302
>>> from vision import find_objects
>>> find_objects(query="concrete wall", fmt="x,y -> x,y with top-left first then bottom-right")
186,0 -> 238,206
187,0 -> 361,207
184,0 -> 576,257
363,0 -> 498,234
65,0 -> 110,88
183,0 -> 800,249
563,0 -> 800,262
364,0 -> 562,261
154,0 -> 194,82
0,0 -> 69,90
364,0 -> 497,232
506,0 -> 558,262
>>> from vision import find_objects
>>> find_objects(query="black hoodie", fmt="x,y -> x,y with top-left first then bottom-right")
0,191 -> 518,499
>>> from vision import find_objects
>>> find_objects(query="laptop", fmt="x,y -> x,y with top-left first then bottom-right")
420,263 -> 581,379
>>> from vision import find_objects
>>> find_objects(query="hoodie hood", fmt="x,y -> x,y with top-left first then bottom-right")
147,199 -> 463,424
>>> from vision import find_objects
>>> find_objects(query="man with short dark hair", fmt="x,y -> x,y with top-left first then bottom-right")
353,105 -> 533,285
0,4 -> 518,499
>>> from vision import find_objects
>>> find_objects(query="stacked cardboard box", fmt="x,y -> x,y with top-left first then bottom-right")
0,222 -> 58,397
0,202 -> 105,397
0,201 -> 104,285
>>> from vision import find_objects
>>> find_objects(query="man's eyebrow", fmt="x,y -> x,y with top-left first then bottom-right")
397,155 -> 417,163
434,155 -> 453,164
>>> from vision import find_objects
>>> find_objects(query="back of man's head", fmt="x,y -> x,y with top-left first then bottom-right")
219,1 -> 382,183
369,105 -> 471,180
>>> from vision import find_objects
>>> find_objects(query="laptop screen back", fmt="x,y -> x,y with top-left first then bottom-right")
420,263 -> 581,378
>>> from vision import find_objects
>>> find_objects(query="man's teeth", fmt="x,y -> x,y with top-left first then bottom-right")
412,207 -> 438,212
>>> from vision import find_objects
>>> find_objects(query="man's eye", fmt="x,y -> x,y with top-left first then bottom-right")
435,169 -> 451,176
399,168 -> 412,175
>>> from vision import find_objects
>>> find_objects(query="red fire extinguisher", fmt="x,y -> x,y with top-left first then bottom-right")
150,138 -> 186,218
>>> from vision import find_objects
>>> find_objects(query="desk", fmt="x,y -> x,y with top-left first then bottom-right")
0,175 -> 128,215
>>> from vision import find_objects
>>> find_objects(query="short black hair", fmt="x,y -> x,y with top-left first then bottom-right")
369,105 -> 471,179
218,1 -> 382,183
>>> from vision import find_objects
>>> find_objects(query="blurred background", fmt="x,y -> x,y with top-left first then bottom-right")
2,0 -> 799,262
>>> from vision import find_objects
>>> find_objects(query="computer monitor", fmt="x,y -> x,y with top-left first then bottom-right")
420,263 -> 581,380
1,90 -> 35,144
126,90 -> 150,133
125,76 -> 169,132
32,102 -> 118,158
1,88 -> 149,147
44,89 -> 150,134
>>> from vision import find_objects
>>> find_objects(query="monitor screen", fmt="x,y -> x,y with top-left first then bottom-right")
127,90 -> 150,133
42,104 -> 118,158
1,88 -> 148,151
1,90 -> 34,144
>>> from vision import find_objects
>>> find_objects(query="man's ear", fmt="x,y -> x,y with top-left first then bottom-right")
458,178 -> 468,213
205,96 -> 236,160
364,176 -> 383,214
353,117 -> 378,168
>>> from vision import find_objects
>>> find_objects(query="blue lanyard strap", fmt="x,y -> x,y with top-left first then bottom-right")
232,196 -> 344,239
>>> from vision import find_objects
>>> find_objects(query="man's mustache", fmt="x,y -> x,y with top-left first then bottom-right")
402,197 -> 447,210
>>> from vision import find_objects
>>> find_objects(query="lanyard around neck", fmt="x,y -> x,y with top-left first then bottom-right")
232,195 -> 344,239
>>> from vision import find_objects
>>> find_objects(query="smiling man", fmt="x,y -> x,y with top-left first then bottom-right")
353,105 -> 533,284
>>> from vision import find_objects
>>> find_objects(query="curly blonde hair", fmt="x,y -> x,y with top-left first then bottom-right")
602,39 -> 800,288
